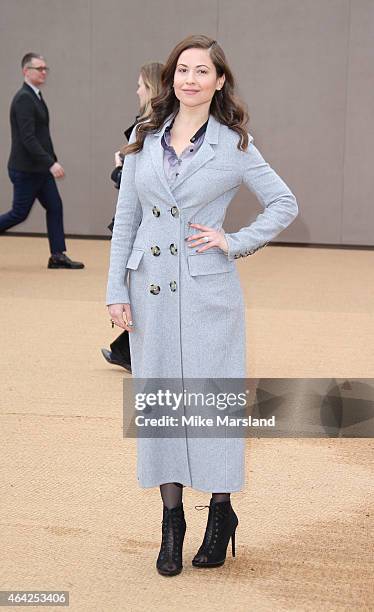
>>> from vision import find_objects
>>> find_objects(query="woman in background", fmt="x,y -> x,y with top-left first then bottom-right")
101,62 -> 163,372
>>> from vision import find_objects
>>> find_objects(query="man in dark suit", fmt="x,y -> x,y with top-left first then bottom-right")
0,52 -> 84,269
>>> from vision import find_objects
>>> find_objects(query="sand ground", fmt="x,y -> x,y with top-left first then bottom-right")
0,235 -> 373,612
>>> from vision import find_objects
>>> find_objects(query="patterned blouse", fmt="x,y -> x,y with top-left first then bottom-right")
161,114 -> 208,186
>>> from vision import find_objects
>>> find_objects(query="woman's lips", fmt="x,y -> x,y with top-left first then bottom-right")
182,90 -> 199,95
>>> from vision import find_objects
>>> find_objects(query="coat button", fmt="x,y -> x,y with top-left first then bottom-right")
150,284 -> 160,295
169,281 -> 177,292
169,243 -> 178,255
152,206 -> 161,217
170,206 -> 179,218
151,245 -> 161,256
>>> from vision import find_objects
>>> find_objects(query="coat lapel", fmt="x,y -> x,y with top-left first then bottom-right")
22,82 -> 49,120
149,112 -> 221,199
149,113 -> 178,202
172,114 -> 220,190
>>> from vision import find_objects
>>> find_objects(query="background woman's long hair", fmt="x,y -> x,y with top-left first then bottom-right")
138,62 -> 164,119
123,34 -> 250,156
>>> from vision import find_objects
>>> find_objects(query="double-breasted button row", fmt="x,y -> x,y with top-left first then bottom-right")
152,205 -> 180,218
150,204 -> 179,294
150,244 -> 178,256
149,281 -> 177,294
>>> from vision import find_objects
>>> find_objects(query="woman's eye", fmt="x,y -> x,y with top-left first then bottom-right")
198,69 -> 207,74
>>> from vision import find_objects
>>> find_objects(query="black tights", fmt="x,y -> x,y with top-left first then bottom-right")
160,482 -> 230,509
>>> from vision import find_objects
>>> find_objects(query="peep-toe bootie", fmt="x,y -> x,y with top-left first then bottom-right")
192,499 -> 238,568
156,503 -> 186,576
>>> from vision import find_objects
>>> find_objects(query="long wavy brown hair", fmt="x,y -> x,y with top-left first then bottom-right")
123,34 -> 250,156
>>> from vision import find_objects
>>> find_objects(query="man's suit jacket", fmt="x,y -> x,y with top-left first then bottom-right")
8,82 -> 57,173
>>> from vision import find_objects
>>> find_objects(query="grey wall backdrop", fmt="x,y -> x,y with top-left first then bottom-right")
0,0 -> 373,245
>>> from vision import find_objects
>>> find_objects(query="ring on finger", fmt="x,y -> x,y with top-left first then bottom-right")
203,236 -> 210,243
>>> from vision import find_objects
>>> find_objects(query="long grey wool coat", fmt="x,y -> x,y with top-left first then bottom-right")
106,113 -> 298,493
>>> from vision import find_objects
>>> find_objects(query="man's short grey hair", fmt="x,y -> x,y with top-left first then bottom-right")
21,53 -> 44,69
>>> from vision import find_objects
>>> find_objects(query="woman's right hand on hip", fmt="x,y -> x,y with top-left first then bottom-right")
107,303 -> 134,331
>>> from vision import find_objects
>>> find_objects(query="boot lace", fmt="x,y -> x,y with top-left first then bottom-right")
194,504 -> 228,555
159,511 -> 184,561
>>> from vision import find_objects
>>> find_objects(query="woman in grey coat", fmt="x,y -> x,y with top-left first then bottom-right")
106,34 -> 298,577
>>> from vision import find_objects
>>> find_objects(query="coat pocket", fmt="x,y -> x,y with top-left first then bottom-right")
126,247 -> 145,270
187,250 -> 235,276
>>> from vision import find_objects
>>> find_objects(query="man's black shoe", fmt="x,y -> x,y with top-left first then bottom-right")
48,253 -> 85,269
101,348 -> 132,373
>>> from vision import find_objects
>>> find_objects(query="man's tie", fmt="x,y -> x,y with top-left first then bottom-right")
38,91 -> 47,109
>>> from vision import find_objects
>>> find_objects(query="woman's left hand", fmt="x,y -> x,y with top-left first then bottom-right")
186,223 -> 229,254
114,151 -> 123,167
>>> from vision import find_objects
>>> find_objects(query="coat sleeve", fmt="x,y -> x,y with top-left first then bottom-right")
224,139 -> 298,261
106,127 -> 142,305
14,94 -> 56,169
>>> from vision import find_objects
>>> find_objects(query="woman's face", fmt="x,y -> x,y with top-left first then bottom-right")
173,47 -> 225,109
136,73 -> 148,109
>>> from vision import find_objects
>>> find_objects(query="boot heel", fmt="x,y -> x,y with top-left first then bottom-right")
231,528 -> 236,557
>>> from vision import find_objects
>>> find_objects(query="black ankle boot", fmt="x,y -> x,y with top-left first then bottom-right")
192,499 -> 238,568
156,503 -> 186,576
